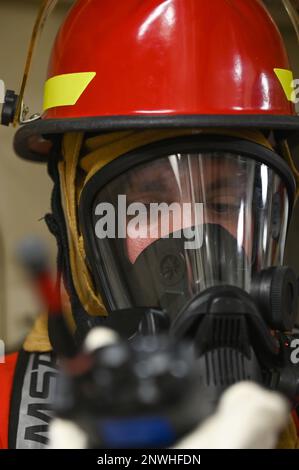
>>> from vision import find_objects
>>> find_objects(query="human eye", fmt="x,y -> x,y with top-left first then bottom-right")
206,195 -> 241,214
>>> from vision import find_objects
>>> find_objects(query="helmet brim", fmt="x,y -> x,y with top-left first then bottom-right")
14,114 -> 299,163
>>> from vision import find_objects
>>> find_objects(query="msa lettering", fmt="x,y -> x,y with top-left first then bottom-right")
25,353 -> 58,445
25,404 -> 53,445
29,369 -> 57,399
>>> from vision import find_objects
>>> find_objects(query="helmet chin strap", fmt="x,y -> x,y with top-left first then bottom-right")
46,156 -> 104,349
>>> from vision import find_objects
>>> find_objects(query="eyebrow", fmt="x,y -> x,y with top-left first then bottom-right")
128,171 -> 172,192
206,175 -> 246,193
142,179 -> 170,191
128,164 -> 247,194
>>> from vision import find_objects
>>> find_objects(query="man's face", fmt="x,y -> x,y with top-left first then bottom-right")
122,153 -> 253,263
87,146 -> 289,316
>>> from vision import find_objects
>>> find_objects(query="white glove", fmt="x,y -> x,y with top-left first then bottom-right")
174,381 -> 289,449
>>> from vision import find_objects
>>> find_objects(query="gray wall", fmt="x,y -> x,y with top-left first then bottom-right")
0,0 -> 72,348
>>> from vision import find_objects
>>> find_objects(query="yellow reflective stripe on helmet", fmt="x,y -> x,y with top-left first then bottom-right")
43,72 -> 96,111
274,68 -> 294,101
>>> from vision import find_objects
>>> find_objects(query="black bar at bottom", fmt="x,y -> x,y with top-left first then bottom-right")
0,449 -> 298,467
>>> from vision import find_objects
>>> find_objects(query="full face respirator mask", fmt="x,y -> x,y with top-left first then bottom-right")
78,135 -> 299,411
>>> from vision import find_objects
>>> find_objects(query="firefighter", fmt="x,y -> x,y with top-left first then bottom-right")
1,0 -> 299,448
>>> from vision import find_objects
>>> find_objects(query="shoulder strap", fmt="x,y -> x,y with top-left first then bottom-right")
0,353 -> 19,449
8,349 -> 58,449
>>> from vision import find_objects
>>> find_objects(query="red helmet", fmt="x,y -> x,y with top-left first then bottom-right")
14,0 -> 299,162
